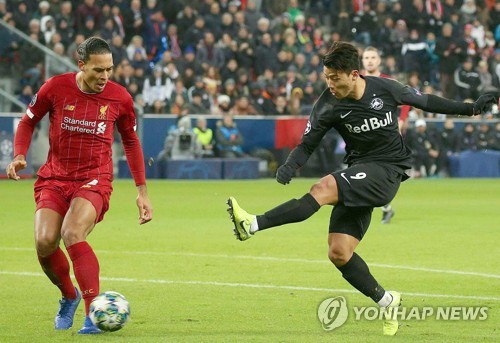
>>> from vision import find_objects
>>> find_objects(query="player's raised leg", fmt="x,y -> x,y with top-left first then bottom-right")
35,208 -> 81,330
227,176 -> 336,240
62,197 -> 102,334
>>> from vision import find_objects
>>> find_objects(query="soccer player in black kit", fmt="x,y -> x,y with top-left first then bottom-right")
226,41 -> 497,336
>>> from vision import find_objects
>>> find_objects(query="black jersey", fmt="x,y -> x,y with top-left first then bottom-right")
299,76 -> 432,171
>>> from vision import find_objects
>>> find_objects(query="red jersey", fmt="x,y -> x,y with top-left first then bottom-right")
15,72 -> 146,185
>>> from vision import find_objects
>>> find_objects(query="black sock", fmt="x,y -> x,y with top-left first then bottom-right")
256,193 -> 320,231
336,252 -> 386,303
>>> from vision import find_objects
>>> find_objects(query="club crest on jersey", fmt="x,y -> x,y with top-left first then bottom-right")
98,105 -> 108,120
30,94 -> 37,107
369,98 -> 383,110
63,104 -> 75,111
304,120 -> 312,135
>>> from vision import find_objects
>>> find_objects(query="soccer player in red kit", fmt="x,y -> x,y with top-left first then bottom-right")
5,37 -> 153,334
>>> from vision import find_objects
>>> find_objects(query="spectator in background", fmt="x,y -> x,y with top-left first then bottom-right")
215,94 -> 232,115
405,119 -> 441,177
75,0 -> 100,32
187,92 -> 211,115
11,84 -> 34,112
143,9 -> 168,61
477,60 -> 498,94
184,16 -> 206,51
435,22 -> 467,99
54,1 -> 75,46
230,95 -> 259,115
176,5 -> 197,38
46,42 -> 73,77
0,18 -> 21,76
66,34 -> 86,62
458,122 -> 478,150
216,113 -> 245,158
34,1 -> 52,20
248,82 -> 274,114
142,66 -> 168,110
273,95 -> 290,115
454,57 -> 481,101
436,118 -> 461,176
110,35 -> 129,66
19,32 -> 45,89
13,1 -> 31,34
401,29 -> 428,83
149,99 -> 168,114
188,76 -> 211,109
196,31 -> 225,70
169,94 -> 190,116
126,35 -> 148,61
193,117 -> 216,157
203,1 -> 223,39
176,46 -> 204,76
254,33 -> 277,76
475,122 -> 496,150
122,0 -> 145,42
166,24 -> 183,59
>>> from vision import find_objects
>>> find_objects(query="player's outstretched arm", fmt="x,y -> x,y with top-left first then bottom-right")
5,155 -> 27,181
136,185 -> 153,225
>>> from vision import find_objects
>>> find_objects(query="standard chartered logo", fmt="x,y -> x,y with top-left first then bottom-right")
317,296 -> 348,331
60,116 -> 106,135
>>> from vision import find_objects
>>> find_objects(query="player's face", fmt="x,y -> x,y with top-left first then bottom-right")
323,66 -> 357,100
362,50 -> 381,74
78,53 -> 114,93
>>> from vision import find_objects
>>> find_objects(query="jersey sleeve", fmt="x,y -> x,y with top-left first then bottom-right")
116,95 -> 146,186
286,90 -> 334,168
14,80 -> 53,157
397,84 -> 473,116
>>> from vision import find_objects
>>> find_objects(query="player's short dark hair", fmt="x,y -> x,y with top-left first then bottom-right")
77,37 -> 112,62
322,41 -> 360,73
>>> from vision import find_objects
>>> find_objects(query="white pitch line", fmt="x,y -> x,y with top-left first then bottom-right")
1,246 -> 500,279
0,270 -> 499,302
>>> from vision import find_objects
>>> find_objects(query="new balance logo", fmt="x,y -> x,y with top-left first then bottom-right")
96,122 -> 107,134
345,112 -> 393,134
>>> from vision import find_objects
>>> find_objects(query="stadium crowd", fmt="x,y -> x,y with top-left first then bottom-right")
0,0 -> 499,175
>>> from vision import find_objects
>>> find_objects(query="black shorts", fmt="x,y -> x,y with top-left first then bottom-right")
329,162 -> 403,240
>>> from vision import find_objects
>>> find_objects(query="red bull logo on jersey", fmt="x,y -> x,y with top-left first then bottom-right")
345,112 -> 393,133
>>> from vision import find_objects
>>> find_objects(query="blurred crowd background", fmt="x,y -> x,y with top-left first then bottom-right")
1,0 -> 499,117
0,0 -> 499,177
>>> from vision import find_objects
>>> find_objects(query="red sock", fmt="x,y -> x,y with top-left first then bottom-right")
38,247 -> 77,299
67,241 -> 100,315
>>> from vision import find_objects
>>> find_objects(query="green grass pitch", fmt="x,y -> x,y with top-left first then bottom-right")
0,178 -> 499,342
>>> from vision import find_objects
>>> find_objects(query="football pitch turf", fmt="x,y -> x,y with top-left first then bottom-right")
0,178 -> 498,342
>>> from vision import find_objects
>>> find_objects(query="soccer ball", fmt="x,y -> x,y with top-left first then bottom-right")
89,291 -> 130,332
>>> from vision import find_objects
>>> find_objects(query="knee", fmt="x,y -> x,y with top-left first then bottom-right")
61,223 -> 88,246
328,247 -> 352,267
35,232 -> 59,257
310,176 -> 338,205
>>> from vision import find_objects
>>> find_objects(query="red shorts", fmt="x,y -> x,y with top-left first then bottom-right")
34,178 -> 113,223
